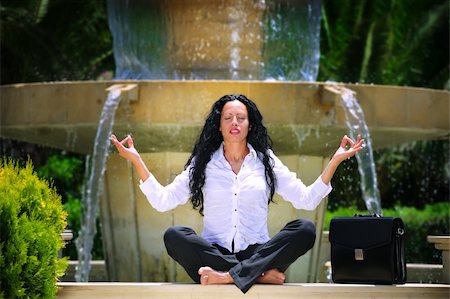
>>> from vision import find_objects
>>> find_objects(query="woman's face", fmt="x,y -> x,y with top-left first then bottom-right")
220,100 -> 250,144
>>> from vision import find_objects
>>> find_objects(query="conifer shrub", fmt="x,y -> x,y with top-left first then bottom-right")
0,159 -> 68,299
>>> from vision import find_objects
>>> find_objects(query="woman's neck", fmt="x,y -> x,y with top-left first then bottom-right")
223,142 -> 249,163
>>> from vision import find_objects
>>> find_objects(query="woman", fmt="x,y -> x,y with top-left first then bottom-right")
111,94 -> 363,293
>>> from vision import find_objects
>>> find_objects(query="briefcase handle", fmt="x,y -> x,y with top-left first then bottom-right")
353,213 -> 382,218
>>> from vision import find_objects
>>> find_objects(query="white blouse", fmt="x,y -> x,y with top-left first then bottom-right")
139,143 -> 332,252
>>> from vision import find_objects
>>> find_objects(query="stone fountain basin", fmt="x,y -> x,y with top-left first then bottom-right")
2,80 -> 448,283
1,80 -> 448,156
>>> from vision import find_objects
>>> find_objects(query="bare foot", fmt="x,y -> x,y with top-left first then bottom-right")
198,266 -> 234,285
256,269 -> 285,284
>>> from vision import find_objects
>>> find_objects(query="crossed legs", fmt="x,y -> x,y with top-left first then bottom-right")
163,219 -> 316,293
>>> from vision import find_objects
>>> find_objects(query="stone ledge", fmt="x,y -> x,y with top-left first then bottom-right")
61,260 -> 446,284
57,282 -> 450,299
61,261 -> 108,282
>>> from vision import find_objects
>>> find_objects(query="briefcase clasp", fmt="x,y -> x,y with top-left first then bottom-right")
355,248 -> 364,261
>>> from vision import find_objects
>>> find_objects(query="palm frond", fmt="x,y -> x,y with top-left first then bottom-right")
359,22 -> 376,83
34,0 -> 49,24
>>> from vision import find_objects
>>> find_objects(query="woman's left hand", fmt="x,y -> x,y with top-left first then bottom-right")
332,135 -> 364,164
321,135 -> 364,185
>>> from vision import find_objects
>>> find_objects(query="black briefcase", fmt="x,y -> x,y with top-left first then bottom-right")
329,215 -> 406,284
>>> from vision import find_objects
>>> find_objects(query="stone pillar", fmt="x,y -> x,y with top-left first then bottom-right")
427,235 -> 450,283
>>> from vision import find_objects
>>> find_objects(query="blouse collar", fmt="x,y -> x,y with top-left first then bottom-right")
211,142 -> 258,163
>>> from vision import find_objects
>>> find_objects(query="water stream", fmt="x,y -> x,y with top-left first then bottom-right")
107,0 -> 321,81
75,88 -> 122,281
339,88 -> 382,215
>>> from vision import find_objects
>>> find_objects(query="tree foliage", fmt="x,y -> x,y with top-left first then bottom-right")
0,0 -> 113,84
319,0 -> 449,89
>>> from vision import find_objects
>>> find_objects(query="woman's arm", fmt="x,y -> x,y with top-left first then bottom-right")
321,135 -> 364,184
110,134 -> 151,182
110,134 -> 191,211
272,135 -> 363,210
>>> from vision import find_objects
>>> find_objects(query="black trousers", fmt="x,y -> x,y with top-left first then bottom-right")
163,218 -> 316,293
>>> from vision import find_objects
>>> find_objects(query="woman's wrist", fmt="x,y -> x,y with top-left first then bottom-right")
130,153 -> 143,166
321,158 -> 340,185
132,155 -> 151,182
329,156 -> 342,167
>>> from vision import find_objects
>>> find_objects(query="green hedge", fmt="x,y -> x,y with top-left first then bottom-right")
324,202 -> 450,264
0,160 -> 68,299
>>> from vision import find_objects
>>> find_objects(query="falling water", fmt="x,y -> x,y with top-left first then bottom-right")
107,0 -> 321,81
263,0 -> 322,81
340,88 -> 382,215
75,88 -> 122,281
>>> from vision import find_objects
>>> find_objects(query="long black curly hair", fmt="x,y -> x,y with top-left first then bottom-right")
185,94 -> 276,215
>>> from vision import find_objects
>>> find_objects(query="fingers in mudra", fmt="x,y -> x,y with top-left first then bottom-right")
334,135 -> 364,162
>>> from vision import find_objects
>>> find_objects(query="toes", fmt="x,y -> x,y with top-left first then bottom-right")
198,266 -> 211,275
200,274 -> 209,286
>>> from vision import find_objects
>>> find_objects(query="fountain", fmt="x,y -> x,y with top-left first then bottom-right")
1,0 -> 449,287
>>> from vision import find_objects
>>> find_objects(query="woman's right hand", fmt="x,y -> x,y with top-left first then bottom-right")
110,134 -> 141,163
111,134 -> 151,182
